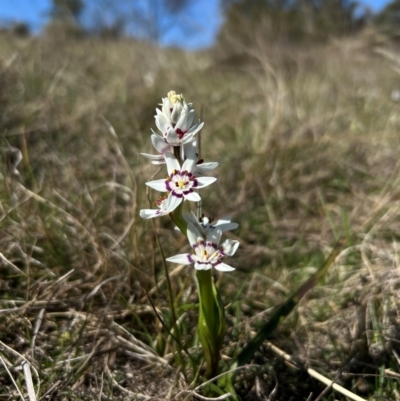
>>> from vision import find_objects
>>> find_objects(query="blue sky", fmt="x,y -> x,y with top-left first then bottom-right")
0,0 -> 393,49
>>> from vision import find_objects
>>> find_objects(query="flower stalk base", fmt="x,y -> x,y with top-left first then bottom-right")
196,270 -> 226,378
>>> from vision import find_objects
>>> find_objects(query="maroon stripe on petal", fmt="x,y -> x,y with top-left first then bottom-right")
165,181 -> 173,191
172,190 -> 184,198
196,261 -> 212,269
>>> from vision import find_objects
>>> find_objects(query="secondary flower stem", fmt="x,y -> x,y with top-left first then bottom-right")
173,145 -> 182,164
152,218 -> 186,377
169,201 -> 187,234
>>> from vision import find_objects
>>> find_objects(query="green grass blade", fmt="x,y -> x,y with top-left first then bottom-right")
236,239 -> 344,367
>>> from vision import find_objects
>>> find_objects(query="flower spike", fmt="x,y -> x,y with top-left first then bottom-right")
140,91 -> 240,379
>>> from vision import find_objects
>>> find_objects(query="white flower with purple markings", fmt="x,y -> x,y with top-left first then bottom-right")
166,223 -> 239,271
140,139 -> 218,175
154,91 -> 204,146
140,91 -> 240,380
145,152 -> 216,205
184,212 -> 239,236
140,133 -> 173,165
185,141 -> 218,176
139,195 -> 181,219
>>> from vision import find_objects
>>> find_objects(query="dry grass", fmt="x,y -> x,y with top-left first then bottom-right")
1,29 -> 400,400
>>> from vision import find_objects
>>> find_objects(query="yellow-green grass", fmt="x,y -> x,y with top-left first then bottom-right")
1,29 -> 400,400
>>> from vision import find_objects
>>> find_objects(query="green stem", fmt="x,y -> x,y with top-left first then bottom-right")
169,201 -> 187,235
196,270 -> 226,378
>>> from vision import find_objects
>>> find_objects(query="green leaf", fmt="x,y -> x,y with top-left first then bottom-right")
218,240 -> 344,396
236,239 -> 343,366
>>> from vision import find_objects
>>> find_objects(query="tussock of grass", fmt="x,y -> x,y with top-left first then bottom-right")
1,29 -> 400,400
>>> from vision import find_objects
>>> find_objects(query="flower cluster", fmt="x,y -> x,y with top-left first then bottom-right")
140,91 -> 239,271
166,222 -> 239,272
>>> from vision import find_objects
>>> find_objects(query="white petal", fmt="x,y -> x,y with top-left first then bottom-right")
140,152 -> 165,162
165,193 -> 182,212
175,108 -> 189,130
165,128 -> 180,145
183,141 -> 197,160
184,191 -> 201,202
161,100 -> 172,120
183,211 -> 198,225
183,212 -> 206,234
174,102 -> 187,122
207,229 -> 222,245
221,239 -> 240,256
195,162 -> 219,173
164,152 -> 180,175
194,262 -> 211,270
214,262 -> 235,272
140,209 -> 166,219
216,216 -> 232,224
155,110 -> 171,133
166,253 -> 193,265
186,109 -> 195,128
187,121 -> 204,136
182,156 -> 196,172
180,133 -> 195,145
187,222 -> 203,247
215,222 -> 239,231
196,177 -> 217,188
151,133 -> 170,153
145,179 -> 167,192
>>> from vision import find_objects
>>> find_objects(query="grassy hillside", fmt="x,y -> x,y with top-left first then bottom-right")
1,29 -> 400,400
